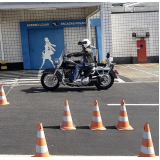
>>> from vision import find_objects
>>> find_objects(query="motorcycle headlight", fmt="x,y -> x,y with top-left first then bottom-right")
55,61 -> 59,65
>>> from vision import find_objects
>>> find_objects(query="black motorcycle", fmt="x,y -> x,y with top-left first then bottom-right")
41,46 -> 119,91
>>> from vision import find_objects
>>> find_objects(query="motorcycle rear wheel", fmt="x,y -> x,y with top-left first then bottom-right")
41,72 -> 60,91
95,73 -> 114,90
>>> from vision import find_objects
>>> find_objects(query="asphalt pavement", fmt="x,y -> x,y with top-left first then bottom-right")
0,63 -> 159,157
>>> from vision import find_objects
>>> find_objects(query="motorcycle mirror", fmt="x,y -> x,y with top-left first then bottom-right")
106,53 -> 110,58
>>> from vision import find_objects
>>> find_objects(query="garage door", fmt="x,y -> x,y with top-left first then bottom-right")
28,28 -> 64,69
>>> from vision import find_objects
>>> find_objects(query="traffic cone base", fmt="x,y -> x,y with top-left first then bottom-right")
89,124 -> 106,131
60,100 -> 76,130
0,85 -> 9,105
115,124 -> 133,130
60,124 -> 76,130
33,152 -> 52,157
89,100 -> 106,131
0,101 -> 9,105
139,152 -> 155,157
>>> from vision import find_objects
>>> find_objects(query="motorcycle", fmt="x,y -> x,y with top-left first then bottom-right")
41,45 -> 119,91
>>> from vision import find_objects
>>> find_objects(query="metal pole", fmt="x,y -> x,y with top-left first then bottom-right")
86,6 -> 100,41
86,17 -> 91,41
100,3 -> 105,62
0,12 -> 4,61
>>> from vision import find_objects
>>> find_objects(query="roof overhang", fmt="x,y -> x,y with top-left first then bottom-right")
0,2 -> 102,10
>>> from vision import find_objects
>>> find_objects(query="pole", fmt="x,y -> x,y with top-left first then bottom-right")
0,12 -> 4,61
100,3 -> 105,62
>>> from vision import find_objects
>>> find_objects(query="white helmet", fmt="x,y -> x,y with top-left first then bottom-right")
78,39 -> 91,48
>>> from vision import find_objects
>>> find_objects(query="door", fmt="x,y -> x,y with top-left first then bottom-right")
28,28 -> 64,69
137,39 -> 147,62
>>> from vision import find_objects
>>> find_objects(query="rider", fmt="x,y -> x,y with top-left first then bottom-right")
66,39 -> 95,83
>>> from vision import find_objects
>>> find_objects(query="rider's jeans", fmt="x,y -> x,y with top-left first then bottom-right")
70,64 -> 93,81
70,66 -> 79,81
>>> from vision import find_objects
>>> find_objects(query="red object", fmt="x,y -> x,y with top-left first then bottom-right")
137,38 -> 147,62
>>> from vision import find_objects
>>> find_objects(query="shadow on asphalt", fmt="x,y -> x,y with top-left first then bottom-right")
43,126 -> 90,129
105,126 -> 117,129
21,86 -> 101,93
43,126 -> 117,130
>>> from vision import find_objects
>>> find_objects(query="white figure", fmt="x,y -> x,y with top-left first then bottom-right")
39,37 -> 56,69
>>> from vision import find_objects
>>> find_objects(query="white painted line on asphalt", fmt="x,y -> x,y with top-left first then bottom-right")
1,84 -> 41,86
0,155 -> 159,159
114,81 -> 159,83
0,79 -> 16,81
18,78 -> 40,80
5,79 -> 19,96
18,81 -> 40,83
107,104 -> 159,106
115,77 -> 125,82
18,83 -> 42,86
126,66 -> 159,77
0,155 -> 32,157
23,74 -> 41,76
0,155 -> 138,157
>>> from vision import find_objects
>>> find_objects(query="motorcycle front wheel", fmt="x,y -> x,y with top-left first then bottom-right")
95,73 -> 114,90
41,72 -> 60,91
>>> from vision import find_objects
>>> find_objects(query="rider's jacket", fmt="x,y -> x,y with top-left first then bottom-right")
69,47 -> 95,66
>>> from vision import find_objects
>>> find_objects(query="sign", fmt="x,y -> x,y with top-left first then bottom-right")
24,19 -> 86,29
61,21 -> 86,26
27,23 -> 49,27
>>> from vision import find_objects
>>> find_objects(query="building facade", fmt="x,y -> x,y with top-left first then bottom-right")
0,2 -> 112,70
111,2 -> 159,64
0,2 -> 159,70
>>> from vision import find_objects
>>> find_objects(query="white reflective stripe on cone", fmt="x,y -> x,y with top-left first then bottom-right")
140,145 -> 155,154
36,145 -> 48,153
0,96 -> 6,100
63,116 -> 72,122
64,106 -> 70,111
119,116 -> 128,122
120,106 -> 126,111
93,106 -> 99,111
92,116 -> 102,122
0,88 -> 4,92
37,131 -> 45,138
143,131 -> 152,139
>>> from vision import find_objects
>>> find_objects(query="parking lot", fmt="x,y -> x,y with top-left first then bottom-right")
0,63 -> 159,157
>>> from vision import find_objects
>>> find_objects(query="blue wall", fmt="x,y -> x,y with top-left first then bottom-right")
90,19 -> 102,62
20,19 -> 102,69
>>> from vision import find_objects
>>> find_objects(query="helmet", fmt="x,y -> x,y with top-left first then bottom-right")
78,39 -> 91,48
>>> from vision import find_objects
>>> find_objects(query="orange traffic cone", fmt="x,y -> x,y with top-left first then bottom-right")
60,100 -> 76,130
115,100 -> 133,130
0,84 -> 9,105
139,123 -> 155,157
89,100 -> 106,130
33,122 -> 52,157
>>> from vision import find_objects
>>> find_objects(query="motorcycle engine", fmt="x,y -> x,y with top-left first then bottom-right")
64,69 -> 72,78
81,77 -> 89,85
73,77 -> 89,86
